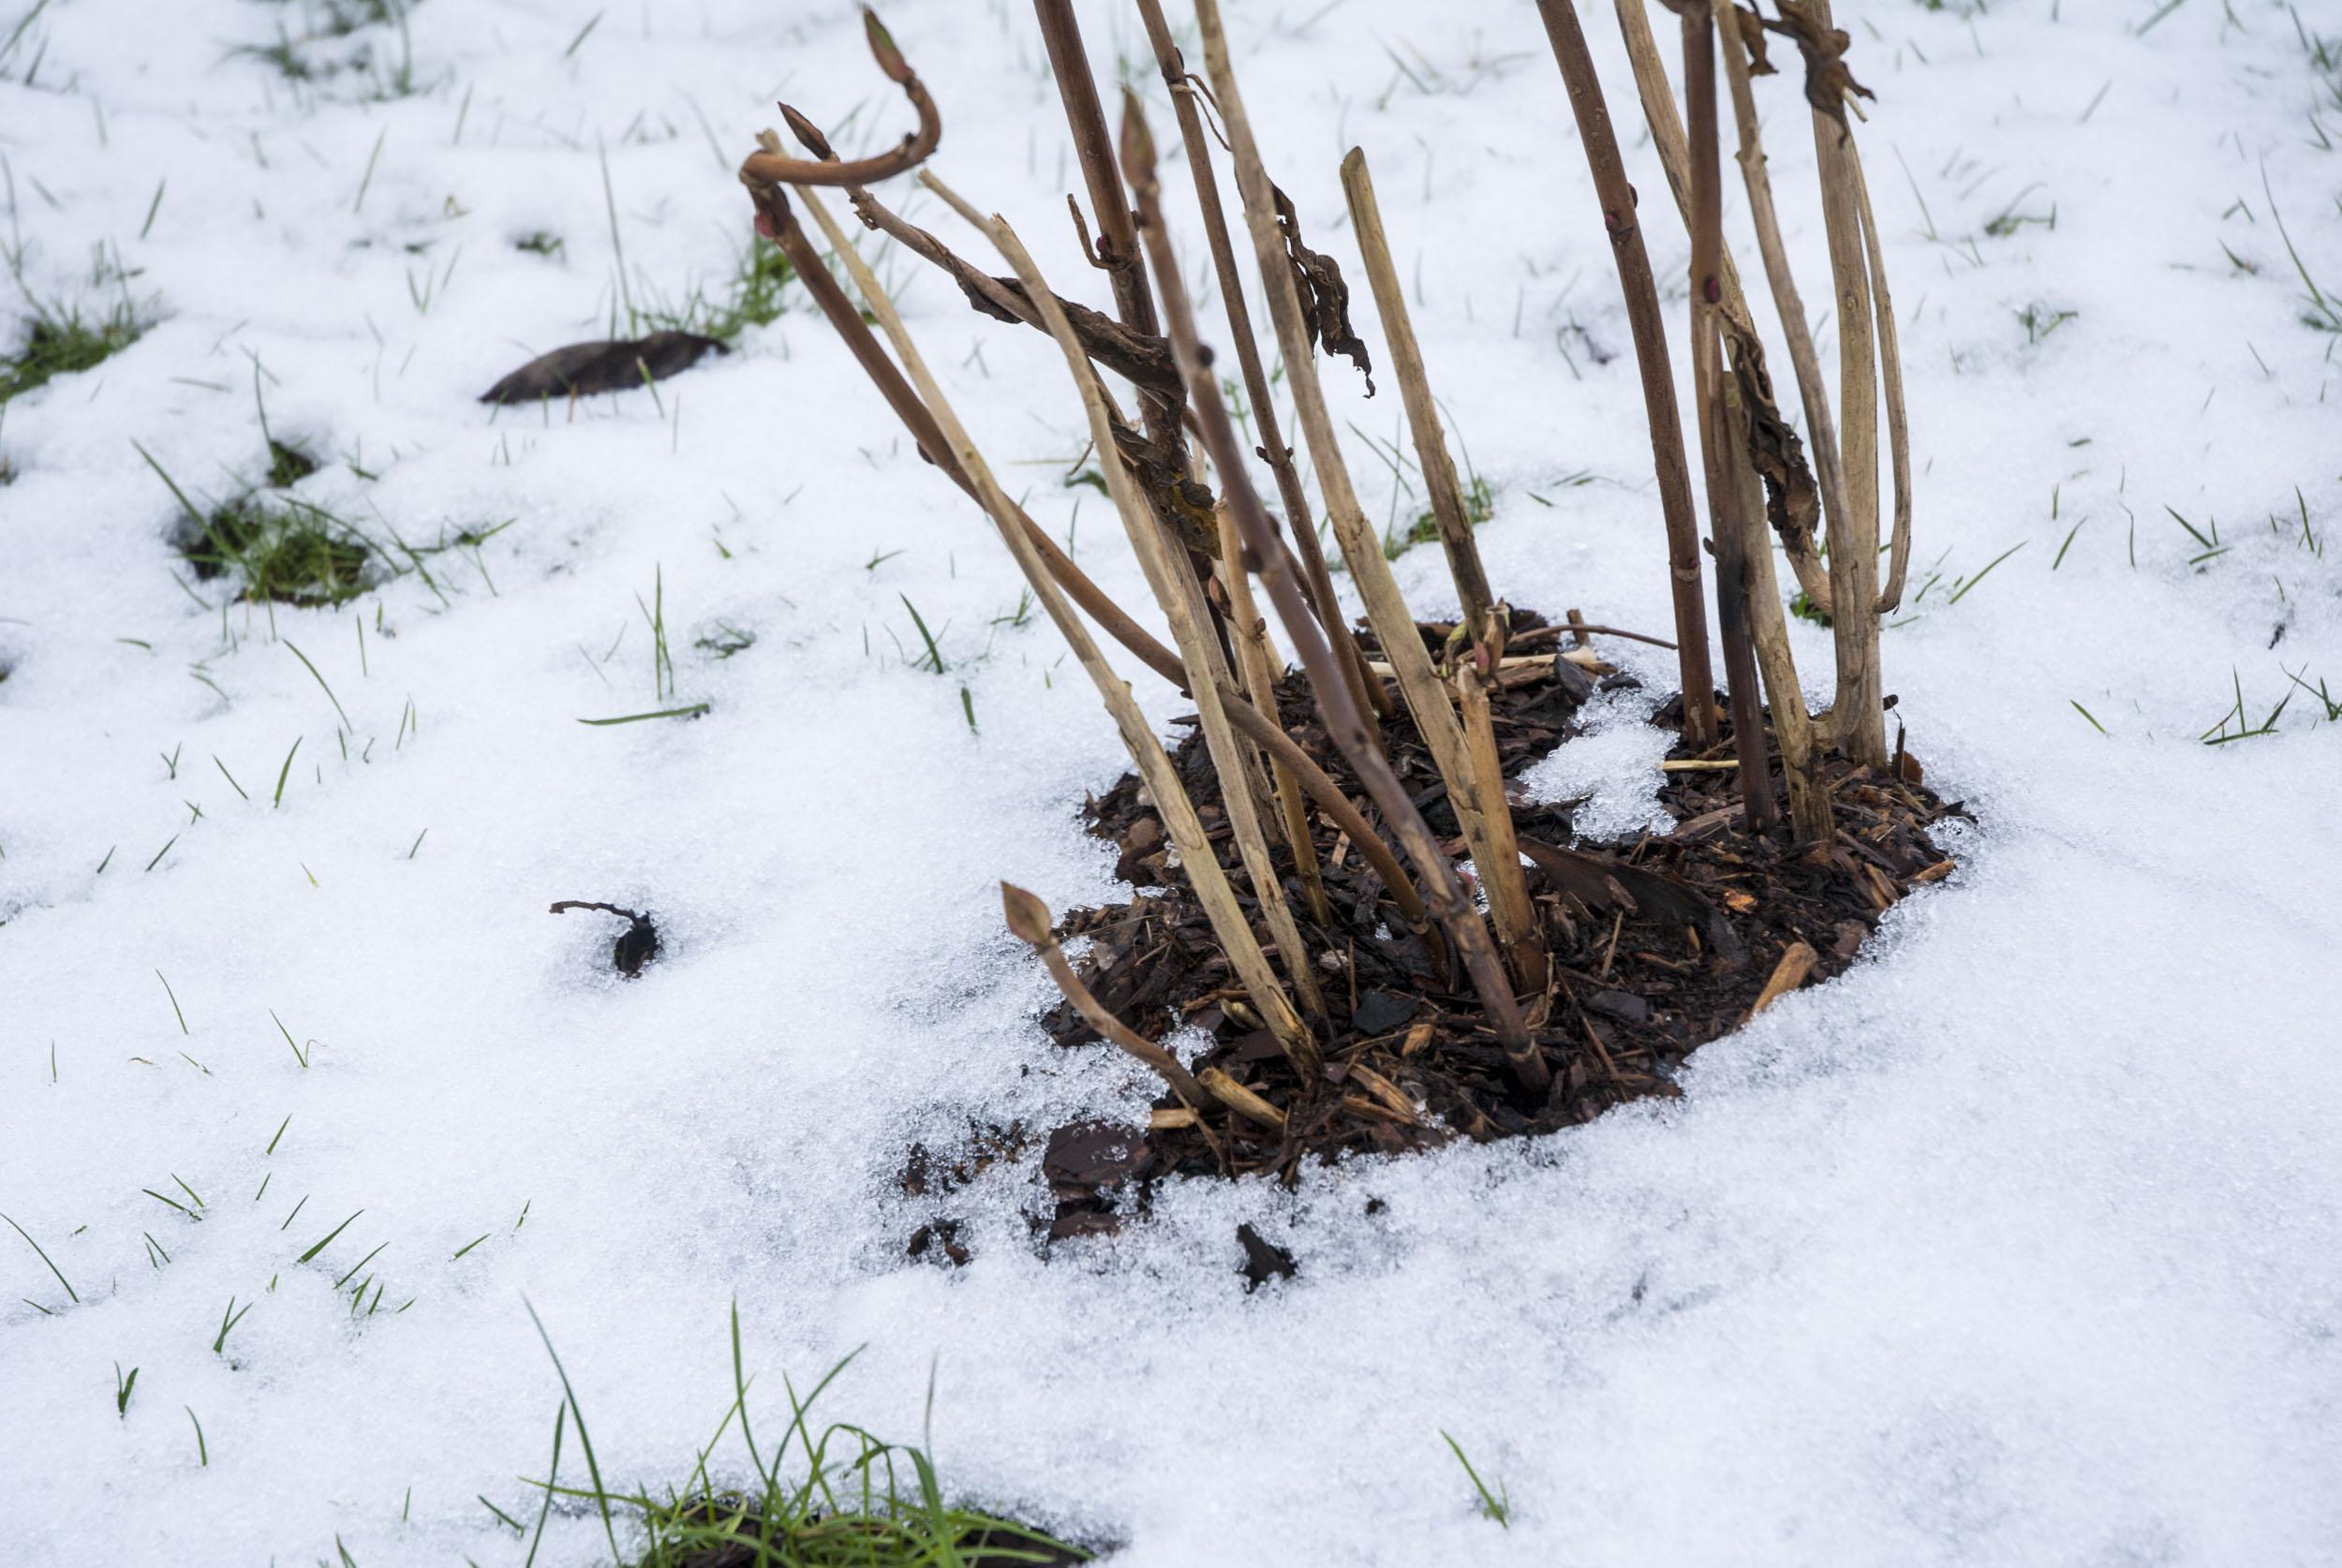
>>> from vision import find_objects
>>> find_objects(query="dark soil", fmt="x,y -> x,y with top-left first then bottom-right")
919,610 -> 1964,1259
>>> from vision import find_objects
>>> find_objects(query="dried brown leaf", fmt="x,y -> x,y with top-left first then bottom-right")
1721,325 -> 1823,564
1269,183 -> 1374,395
1762,1 -> 1874,120
1732,5 -> 1776,76
479,332 -> 726,405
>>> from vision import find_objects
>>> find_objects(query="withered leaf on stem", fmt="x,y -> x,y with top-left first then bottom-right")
832,188 -> 1187,398
1108,416 -> 1223,559
1270,184 -> 1374,395
1732,5 -> 1776,77
1762,1 -> 1875,120
479,333 -> 726,405
1722,327 -> 1823,559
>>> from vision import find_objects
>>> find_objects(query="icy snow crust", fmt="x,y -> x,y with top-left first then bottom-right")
3,2 -> 2340,1563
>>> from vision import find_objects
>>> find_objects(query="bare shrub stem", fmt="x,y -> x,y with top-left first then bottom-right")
917,173 -> 1321,1068
797,177 -> 1312,1063
1119,91 -> 1545,1094
1337,147 -> 1498,645
1532,0 -> 1719,749
1684,2 -> 1777,832
1193,0 -> 1535,1003
1134,0 -> 1384,724
1137,7 -> 1380,722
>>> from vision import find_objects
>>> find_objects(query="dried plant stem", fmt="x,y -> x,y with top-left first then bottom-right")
1533,0 -> 1719,750
1455,664 -> 1549,995
1712,0 -> 1842,615
1850,142 -> 1912,613
1338,147 -> 1499,646
1609,0 -> 1757,339
1134,0 -> 1385,726
1119,91 -> 1545,1095
1031,0 -> 1205,596
919,173 -> 1321,1070
769,171 -> 1423,924
1193,0 -> 1538,1003
1801,0 -> 1887,766
1683,3 -> 1777,833
798,179 -> 1311,1065
1723,376 -> 1830,840
1001,883 -> 1219,1114
736,10 -> 937,187
1221,503 -> 1335,926
1032,1 -> 1158,346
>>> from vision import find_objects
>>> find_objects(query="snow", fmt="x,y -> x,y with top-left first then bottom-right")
3,0 -> 2339,1564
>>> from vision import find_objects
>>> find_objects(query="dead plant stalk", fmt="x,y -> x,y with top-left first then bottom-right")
915,172 -> 1325,1069
1684,1 -> 1778,831
1132,0 -> 1386,725
1337,148 -> 1499,648
1192,0 -> 1539,1006
1705,0 -> 1845,615
1801,0 -> 1889,765
1001,882 -> 1219,1115
788,176 -> 1312,1066
749,125 -> 1425,928
1532,0 -> 1720,750
1119,91 -> 1547,1094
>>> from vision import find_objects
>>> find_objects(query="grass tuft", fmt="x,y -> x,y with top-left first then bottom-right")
641,242 -> 796,347
183,496 -> 374,606
521,1304 -> 1090,1567
0,300 -> 144,404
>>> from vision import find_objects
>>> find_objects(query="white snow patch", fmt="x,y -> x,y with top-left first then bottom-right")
1515,679 -> 1678,841
2,1 -> 2340,1565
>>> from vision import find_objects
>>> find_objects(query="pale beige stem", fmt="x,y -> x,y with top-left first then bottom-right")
1194,0 -> 1537,995
1221,502 -> 1335,927
1850,141 -> 1912,614
1684,1 -> 1778,834
1713,0 -> 1842,616
1197,1067 -> 1287,1132
1456,664 -> 1548,996
798,180 -> 1312,1071
1801,1 -> 1886,765
1132,0 -> 1387,729
1001,883 -> 1219,1113
1723,377 -> 1831,841
1610,0 -> 1757,336
1118,88 -> 1540,1087
1338,146 -> 1497,644
920,172 -> 1323,1071
773,177 -> 1423,927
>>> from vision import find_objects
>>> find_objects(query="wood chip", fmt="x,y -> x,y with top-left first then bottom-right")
1346,1064 -> 1421,1124
1148,1107 -> 1199,1131
1911,858 -> 1956,884
1746,941 -> 1818,1019
1198,1067 -> 1287,1131
1722,888 -> 1758,913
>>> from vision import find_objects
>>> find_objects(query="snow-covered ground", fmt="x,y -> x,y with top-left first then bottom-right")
4,1 -> 2339,1562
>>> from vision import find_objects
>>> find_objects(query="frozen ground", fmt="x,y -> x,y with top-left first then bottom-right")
3,0 -> 2339,1562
